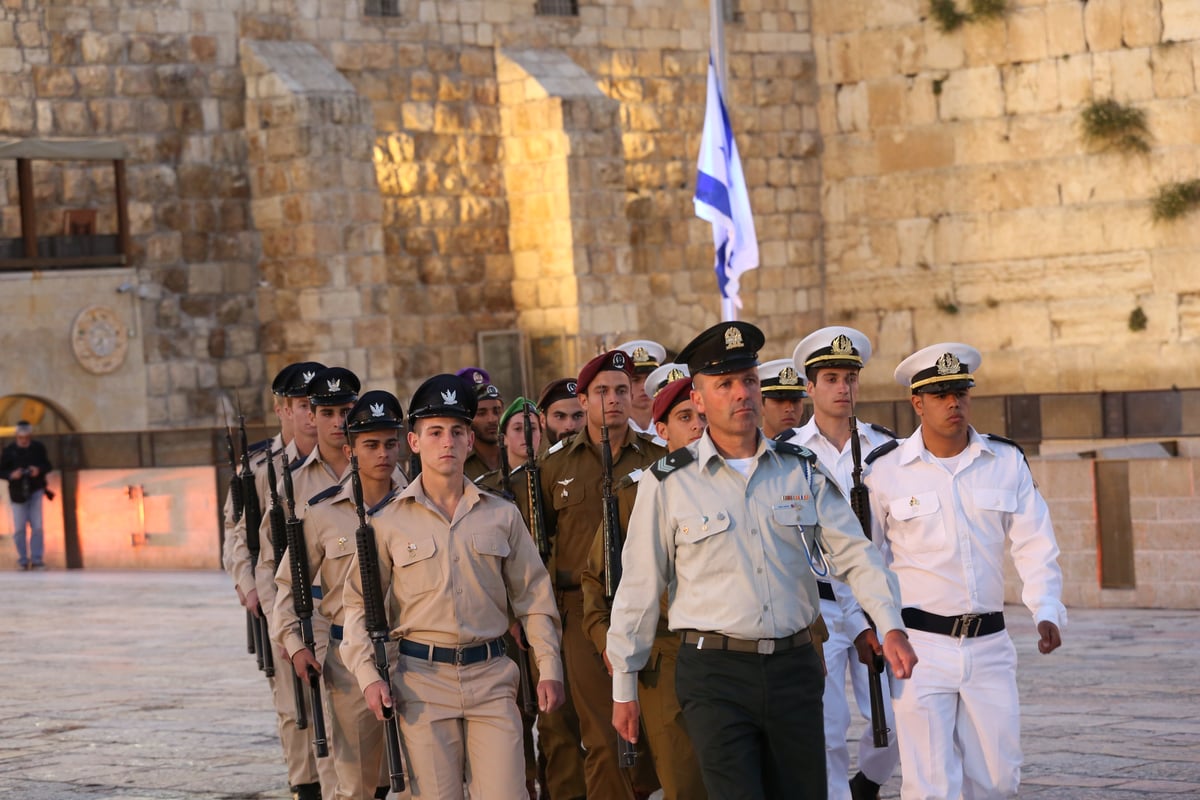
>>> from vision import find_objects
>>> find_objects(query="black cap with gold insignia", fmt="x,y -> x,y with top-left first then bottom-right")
346,390 -> 405,435
676,321 -> 764,376
894,342 -> 981,394
306,367 -> 361,406
281,361 -> 327,398
758,358 -> 808,396
409,374 -> 477,424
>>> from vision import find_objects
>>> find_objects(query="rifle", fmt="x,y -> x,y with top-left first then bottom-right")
350,455 -> 406,792
849,410 -> 889,749
223,406 -> 255,657
497,430 -> 515,501
522,403 -> 550,563
497,421 -> 538,717
267,452 -> 308,731
598,387 -> 622,602
237,398 -> 272,677
282,452 -> 330,759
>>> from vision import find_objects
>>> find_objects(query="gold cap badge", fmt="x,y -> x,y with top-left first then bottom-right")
632,346 -> 649,362
779,366 -> 799,386
936,352 -> 961,375
667,367 -> 685,382
724,326 -> 744,350
831,334 -> 853,355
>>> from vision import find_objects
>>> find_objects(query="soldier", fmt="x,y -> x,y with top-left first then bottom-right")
537,378 -> 584,447
866,343 -> 1065,800
616,339 -> 666,437
458,366 -> 503,481
273,390 -> 409,800
758,358 -> 808,440
607,321 -> 917,800
787,327 -> 900,800
581,376 -> 707,799
539,350 -> 667,799
644,363 -> 688,401
341,373 -> 566,799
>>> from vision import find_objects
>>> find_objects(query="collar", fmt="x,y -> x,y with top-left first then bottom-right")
400,473 -> 484,511
900,425 -> 990,465
563,426 -> 649,457
695,429 -> 770,472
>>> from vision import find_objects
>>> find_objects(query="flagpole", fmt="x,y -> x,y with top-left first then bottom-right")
710,0 -> 733,320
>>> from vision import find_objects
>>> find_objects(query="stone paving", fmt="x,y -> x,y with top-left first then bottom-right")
0,570 -> 1196,799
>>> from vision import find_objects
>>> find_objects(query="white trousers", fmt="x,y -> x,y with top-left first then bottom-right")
892,629 -> 1022,800
820,597 -> 899,800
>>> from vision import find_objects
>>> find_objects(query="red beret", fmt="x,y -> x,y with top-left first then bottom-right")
576,350 -> 635,394
652,377 -> 693,424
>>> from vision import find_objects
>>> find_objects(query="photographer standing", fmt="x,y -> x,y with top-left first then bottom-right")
1,420 -> 52,570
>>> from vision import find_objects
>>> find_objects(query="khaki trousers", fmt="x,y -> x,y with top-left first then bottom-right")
395,650 -> 525,799
327,635 -> 387,800
272,611 -> 337,795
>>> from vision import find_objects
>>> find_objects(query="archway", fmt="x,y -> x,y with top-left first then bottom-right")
0,394 -> 77,436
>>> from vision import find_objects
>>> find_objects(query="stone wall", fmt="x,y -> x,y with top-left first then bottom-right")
812,0 -> 1200,400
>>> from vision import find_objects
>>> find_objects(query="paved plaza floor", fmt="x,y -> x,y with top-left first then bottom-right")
0,570 -> 1196,799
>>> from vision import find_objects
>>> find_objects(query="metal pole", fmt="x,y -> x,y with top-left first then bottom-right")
711,0 -> 736,321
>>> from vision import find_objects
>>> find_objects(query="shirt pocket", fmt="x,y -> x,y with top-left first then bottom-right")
771,498 -> 817,528
971,488 -> 1016,544
397,536 -> 441,596
886,491 -> 945,553
676,510 -> 731,545
551,481 -> 585,511
471,533 -> 511,596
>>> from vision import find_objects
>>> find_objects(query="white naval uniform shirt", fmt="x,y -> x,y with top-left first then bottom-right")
607,430 -> 906,703
864,426 -> 1067,629
786,418 -> 896,637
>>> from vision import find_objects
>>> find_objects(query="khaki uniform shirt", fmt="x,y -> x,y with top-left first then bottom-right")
607,430 -> 906,702
464,449 -> 497,483
341,476 -> 564,693
272,478 -> 406,657
539,428 -> 666,589
226,433 -> 285,598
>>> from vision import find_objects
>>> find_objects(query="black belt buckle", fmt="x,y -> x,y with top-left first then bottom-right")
951,614 -> 982,638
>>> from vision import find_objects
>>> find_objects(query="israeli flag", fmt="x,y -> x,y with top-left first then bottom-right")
694,56 -> 759,318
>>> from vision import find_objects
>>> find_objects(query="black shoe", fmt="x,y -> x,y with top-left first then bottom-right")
30,563 -> 45,571
374,786 -> 390,800
17,563 -> 28,571
291,783 -> 321,800
850,771 -> 881,800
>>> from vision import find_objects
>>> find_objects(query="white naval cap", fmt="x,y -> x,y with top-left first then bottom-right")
894,342 -> 981,394
758,358 -> 807,396
792,326 -> 873,375
616,339 -> 667,373
645,362 -> 689,397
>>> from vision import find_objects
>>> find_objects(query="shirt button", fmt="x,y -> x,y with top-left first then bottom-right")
751,529 -> 758,536
456,588 -> 463,595
762,604 -> 769,611
717,512 -> 726,520
453,555 -> 460,562
756,567 -> 763,574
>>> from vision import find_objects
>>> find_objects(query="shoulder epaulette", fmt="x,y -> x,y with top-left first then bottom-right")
615,468 -> 644,491
774,441 -> 816,461
308,484 -> 343,506
772,429 -> 795,443
865,439 -> 900,465
247,437 -> 272,455
650,447 -> 695,480
869,423 -> 898,439
288,452 -> 308,472
985,433 -> 1025,456
545,439 -> 566,456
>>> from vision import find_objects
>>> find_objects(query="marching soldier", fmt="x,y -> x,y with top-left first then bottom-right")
581,376 -> 708,799
616,339 -> 666,438
787,328 -> 900,800
538,351 -> 667,798
607,321 -> 917,799
273,390 -> 409,800
341,373 -> 566,798
758,358 -> 808,440
537,378 -> 584,448
458,366 -> 503,481
867,343 -> 1065,800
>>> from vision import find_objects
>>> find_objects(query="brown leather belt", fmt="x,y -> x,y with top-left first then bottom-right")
680,629 -> 813,655
555,570 -> 581,589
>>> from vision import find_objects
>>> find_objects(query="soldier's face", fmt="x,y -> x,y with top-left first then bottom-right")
292,398 -> 318,439
314,403 -> 352,449
542,398 -> 584,443
579,372 -> 631,430
692,368 -> 761,439
807,368 -> 859,420
761,395 -> 805,435
655,399 -> 706,451
504,413 -> 541,462
347,432 -> 401,481
472,399 -> 503,445
630,373 -> 652,413
409,418 -> 474,476
912,389 -> 971,441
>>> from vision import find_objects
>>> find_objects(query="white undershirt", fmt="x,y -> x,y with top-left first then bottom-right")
934,450 -> 968,474
725,457 -> 755,477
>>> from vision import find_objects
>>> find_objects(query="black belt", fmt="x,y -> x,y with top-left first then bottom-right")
680,629 -> 812,655
330,624 -> 343,640
399,638 -> 505,666
902,608 -> 1005,639
817,581 -> 836,602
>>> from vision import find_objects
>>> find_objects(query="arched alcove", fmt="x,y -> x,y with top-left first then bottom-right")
0,394 -> 77,436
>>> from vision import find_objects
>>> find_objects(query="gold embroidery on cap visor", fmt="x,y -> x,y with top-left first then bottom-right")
909,371 -> 975,391
803,352 -> 864,368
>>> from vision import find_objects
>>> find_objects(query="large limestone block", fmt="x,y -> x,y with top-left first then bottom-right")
1003,61 -> 1060,115
938,66 -> 1004,121
1084,0 -> 1124,51
1151,42 -> 1196,97
1162,0 -> 1200,40
1045,1 -> 1087,57
1007,7 -> 1048,63
1122,0 -> 1164,46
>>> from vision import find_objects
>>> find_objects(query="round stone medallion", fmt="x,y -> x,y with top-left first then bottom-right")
71,305 -> 129,375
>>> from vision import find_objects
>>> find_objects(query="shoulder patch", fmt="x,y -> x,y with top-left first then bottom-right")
869,423 -> 898,439
650,447 -> 695,480
307,484 -> 343,506
865,439 -> 900,465
247,437 -> 272,455
774,441 -> 816,461
288,452 -> 308,472
772,429 -> 795,443
615,468 -> 644,491
985,433 -> 1025,456
546,439 -> 566,456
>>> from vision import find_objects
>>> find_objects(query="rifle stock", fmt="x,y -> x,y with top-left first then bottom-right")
282,453 -> 329,759
350,455 -> 406,792
598,390 -> 622,603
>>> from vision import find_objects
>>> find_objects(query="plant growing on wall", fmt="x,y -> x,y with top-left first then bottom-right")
929,0 -> 1007,33
1080,99 -> 1151,154
1128,307 -> 1148,332
1151,180 -> 1200,222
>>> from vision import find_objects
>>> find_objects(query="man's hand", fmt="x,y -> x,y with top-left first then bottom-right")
537,680 -> 565,713
1037,621 -> 1062,654
601,650 -> 613,676
509,622 -> 528,650
27,466 -> 39,478
853,628 -> 881,667
291,647 -> 322,681
8,469 -> 19,480
882,629 -> 918,679
612,700 -> 640,743
235,586 -> 246,604
364,679 -> 393,721
243,588 -> 260,616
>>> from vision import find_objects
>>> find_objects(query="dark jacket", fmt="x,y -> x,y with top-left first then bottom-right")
1,440 -> 52,503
